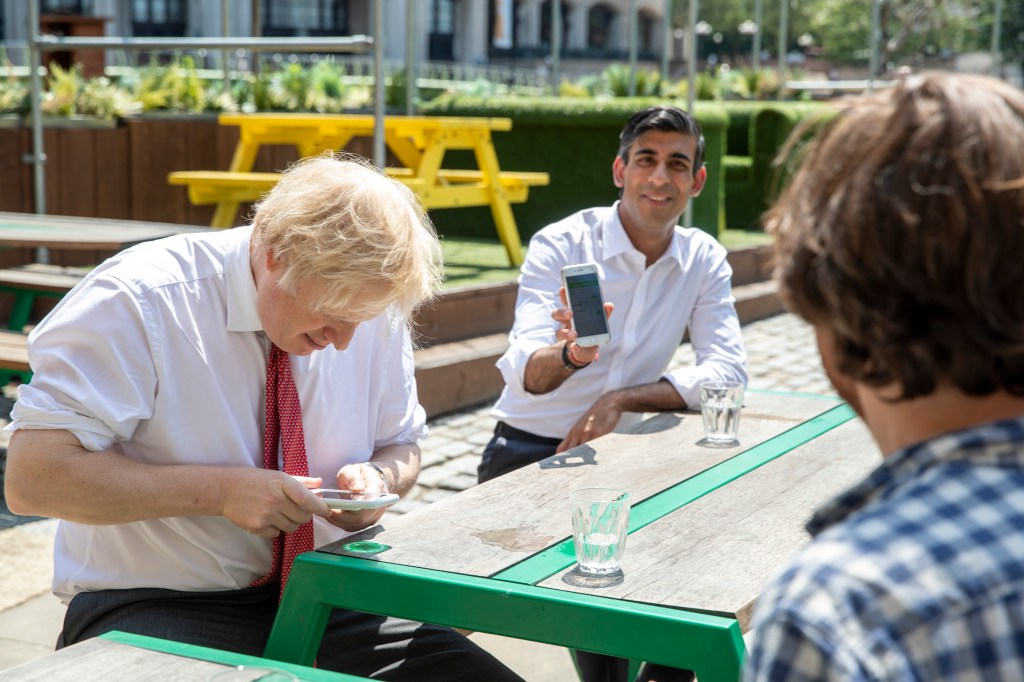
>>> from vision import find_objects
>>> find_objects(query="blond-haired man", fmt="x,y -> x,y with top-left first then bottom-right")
4,156 -> 522,681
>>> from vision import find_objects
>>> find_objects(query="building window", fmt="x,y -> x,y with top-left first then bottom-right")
428,0 -> 456,61
132,0 -> 187,37
639,11 -> 656,54
41,0 -> 93,14
262,0 -> 349,37
540,1 -> 570,48
588,4 -> 614,49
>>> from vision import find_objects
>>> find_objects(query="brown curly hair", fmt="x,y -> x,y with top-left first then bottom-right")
766,72 -> 1024,401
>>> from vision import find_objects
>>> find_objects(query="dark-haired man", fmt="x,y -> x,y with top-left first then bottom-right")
744,72 -> 1024,680
480,106 -> 748,682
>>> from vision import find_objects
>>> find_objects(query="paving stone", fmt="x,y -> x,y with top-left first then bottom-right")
419,444 -> 451,468
464,430 -> 494,447
448,455 -> 482,476
421,488 -> 458,504
437,473 -> 479,492
412,465 -> 453,489
390,498 -> 429,515
436,440 -> 475,460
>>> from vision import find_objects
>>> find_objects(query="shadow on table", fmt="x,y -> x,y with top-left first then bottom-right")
540,445 -> 597,471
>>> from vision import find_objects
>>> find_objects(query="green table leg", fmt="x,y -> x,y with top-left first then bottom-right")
6,292 -> 35,332
264,552 -> 746,681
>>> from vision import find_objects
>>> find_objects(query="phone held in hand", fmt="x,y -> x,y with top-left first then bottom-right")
312,489 -> 400,511
561,263 -> 611,347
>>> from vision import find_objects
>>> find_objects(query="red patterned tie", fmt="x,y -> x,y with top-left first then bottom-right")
251,344 -> 315,599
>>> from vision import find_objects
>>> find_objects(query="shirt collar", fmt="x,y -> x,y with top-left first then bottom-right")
599,201 -> 687,270
806,416 -> 1024,536
225,225 -> 263,333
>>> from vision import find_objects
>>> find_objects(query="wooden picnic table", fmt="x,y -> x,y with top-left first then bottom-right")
167,113 -> 550,266
0,211 -> 209,251
263,390 -> 882,680
0,630 -> 360,681
0,212 -> 210,381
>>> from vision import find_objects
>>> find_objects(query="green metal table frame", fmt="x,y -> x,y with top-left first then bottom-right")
264,396 -> 856,681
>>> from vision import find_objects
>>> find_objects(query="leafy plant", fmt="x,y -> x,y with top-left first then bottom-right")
696,72 -> 722,101
130,56 -> 206,113
77,76 -> 140,119
42,63 -> 83,116
385,67 -> 408,109
0,58 -> 27,115
600,63 -> 663,97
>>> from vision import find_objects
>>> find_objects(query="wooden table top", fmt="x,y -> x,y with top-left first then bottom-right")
0,631 -> 358,681
323,391 -> 882,620
0,212 -> 210,250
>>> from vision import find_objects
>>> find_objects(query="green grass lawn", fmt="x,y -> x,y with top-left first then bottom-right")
442,228 -> 773,289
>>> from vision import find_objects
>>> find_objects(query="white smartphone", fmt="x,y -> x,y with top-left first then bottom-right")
561,263 -> 611,347
312,489 -> 399,511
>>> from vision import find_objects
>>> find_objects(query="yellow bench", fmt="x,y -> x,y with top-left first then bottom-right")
167,113 -> 551,266
169,169 -> 549,211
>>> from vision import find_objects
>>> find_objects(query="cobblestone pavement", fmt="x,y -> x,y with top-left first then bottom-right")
391,312 -> 834,517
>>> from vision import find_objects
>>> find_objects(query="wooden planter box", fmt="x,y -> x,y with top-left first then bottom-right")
0,115 -> 378,243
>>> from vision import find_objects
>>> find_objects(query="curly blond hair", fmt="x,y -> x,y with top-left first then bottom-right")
251,153 -> 443,320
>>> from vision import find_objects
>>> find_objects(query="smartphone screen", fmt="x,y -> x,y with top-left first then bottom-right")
564,271 -> 609,338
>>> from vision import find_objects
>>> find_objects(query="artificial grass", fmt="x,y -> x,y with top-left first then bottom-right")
441,229 -> 773,289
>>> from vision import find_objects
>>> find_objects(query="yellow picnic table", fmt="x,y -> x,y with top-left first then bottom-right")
167,113 -> 550,266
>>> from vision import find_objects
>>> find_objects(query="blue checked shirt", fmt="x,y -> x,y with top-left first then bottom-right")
744,418 -> 1024,681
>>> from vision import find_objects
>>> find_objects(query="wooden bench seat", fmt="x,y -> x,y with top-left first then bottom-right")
0,263 -> 90,332
167,168 -> 550,210
0,330 -> 30,373
0,263 -> 90,293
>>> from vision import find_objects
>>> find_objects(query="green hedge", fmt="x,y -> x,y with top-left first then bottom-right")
418,96 -> 730,240
722,102 -> 835,230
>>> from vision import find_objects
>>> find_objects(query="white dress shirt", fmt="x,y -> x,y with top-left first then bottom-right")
492,203 -> 748,439
9,226 -> 426,603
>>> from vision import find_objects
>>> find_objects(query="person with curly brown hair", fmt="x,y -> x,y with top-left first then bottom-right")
744,72 -> 1024,681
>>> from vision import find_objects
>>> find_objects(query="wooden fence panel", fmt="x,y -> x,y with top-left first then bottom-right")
128,118 -> 189,224
56,127 -> 98,217
0,127 -> 28,213
95,125 -> 131,220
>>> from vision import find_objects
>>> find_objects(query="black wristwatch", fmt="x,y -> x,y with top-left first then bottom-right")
561,342 -> 591,371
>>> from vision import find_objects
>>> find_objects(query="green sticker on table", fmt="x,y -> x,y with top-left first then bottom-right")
342,540 -> 391,555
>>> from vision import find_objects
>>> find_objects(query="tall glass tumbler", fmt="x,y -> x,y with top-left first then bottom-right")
700,381 -> 745,447
570,488 -> 631,576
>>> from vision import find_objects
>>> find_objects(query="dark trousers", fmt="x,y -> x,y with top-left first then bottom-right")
479,422 -> 693,682
59,582 -> 522,681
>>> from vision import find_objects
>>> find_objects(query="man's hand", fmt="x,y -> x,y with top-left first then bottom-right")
554,286 -> 613,366
326,462 -> 390,532
221,471 -> 330,539
557,393 -> 625,453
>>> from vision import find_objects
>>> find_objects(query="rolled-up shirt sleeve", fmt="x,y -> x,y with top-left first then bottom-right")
494,230 -> 570,399
373,312 -> 428,448
661,249 -> 748,408
10,273 -> 157,452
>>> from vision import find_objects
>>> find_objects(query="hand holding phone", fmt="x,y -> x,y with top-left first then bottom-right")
561,263 -> 611,347
312,489 -> 400,511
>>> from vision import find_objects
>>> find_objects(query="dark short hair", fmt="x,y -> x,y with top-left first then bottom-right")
617,106 -> 705,175
767,72 -> 1024,401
